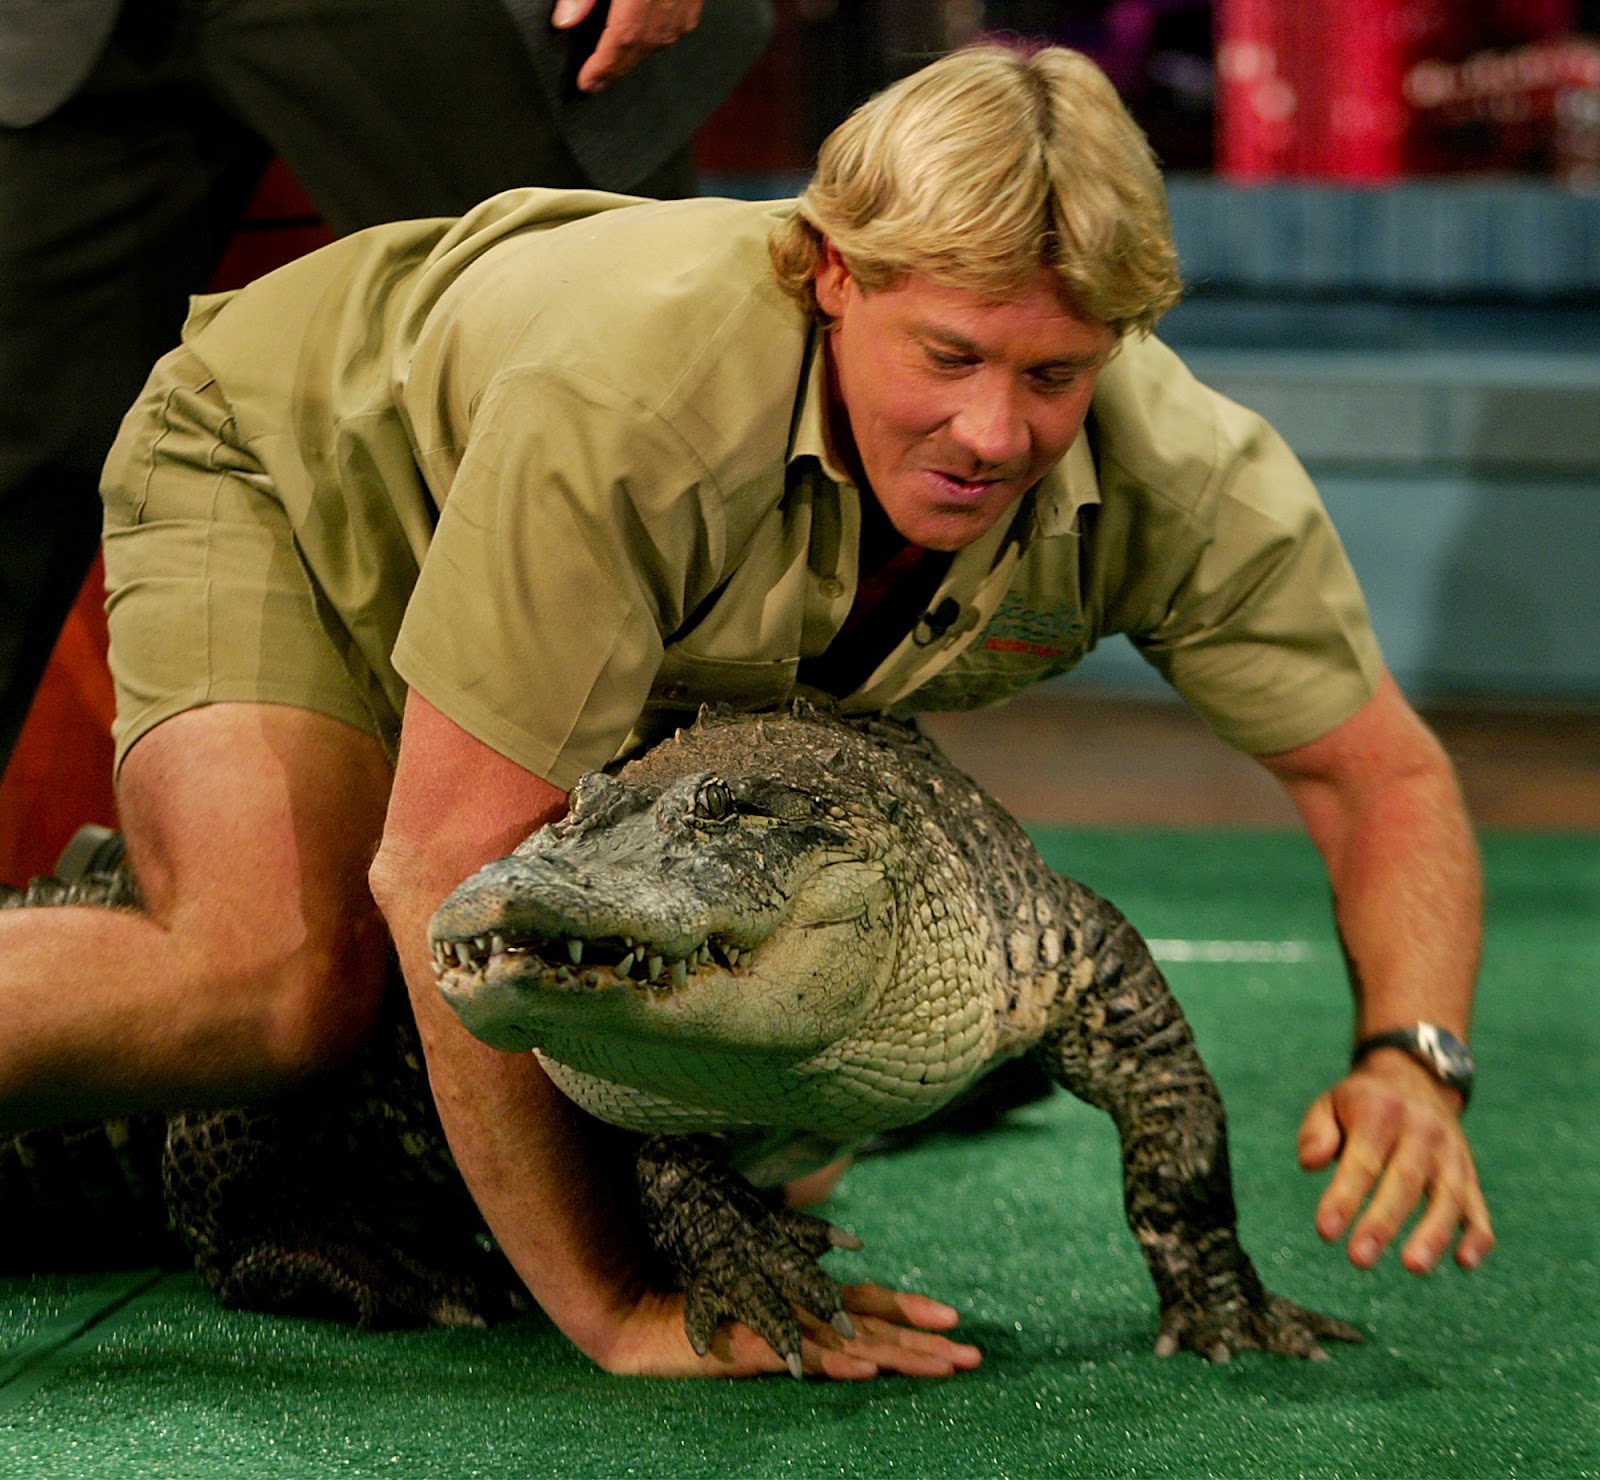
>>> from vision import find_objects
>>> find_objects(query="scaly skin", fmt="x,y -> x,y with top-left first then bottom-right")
432,701 -> 1362,1365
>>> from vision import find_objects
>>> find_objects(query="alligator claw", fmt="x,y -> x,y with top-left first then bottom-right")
1154,1286 -> 1363,1361
637,1134 -> 854,1377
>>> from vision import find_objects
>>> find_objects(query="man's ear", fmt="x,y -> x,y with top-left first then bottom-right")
813,238 -> 852,321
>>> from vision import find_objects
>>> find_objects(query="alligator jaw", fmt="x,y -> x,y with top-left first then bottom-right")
429,928 -> 760,999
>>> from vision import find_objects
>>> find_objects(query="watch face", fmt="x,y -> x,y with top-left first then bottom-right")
1416,1024 -> 1474,1085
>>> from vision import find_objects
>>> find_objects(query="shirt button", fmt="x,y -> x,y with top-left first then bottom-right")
818,577 -> 845,599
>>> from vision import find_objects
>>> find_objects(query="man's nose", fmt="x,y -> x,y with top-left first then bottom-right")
949,376 -> 1029,467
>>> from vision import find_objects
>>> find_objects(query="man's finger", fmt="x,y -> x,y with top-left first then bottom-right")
1345,1125 -> 1439,1267
800,1312 -> 979,1378
1296,1090 -> 1343,1171
1314,1121 -> 1392,1245
574,0 -> 703,92
1453,1177 -> 1496,1270
551,0 -> 596,26
837,1282 -> 964,1330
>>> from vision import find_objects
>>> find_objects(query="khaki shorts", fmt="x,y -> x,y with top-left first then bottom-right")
100,345 -> 402,777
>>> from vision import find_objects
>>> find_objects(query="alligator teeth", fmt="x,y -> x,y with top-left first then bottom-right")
616,951 -> 636,978
670,959 -> 688,989
567,939 -> 584,966
490,934 -> 506,957
556,965 -> 572,982
454,942 -> 472,967
647,954 -> 663,981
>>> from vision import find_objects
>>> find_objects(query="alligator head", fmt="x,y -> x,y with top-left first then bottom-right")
426,705 -> 1015,1142
428,759 -> 898,1099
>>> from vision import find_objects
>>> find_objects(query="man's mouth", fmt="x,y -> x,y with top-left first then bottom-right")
925,469 -> 1009,503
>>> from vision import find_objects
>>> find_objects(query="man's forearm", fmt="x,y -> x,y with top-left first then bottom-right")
1319,751 -> 1482,1044
1273,689 -> 1482,1046
368,690 -> 654,1362
401,950 -> 651,1359
1260,673 -> 1493,1272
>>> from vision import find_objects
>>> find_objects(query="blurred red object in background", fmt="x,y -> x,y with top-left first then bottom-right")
1216,0 -> 1590,181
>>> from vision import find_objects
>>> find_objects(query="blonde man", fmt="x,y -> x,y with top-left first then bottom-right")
0,44 -> 1489,1379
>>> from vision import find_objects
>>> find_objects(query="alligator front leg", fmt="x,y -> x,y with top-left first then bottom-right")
635,1133 -> 862,1377
1041,884 -> 1363,1360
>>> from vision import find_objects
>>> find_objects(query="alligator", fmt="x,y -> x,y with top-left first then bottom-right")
1,702 -> 1360,1370
429,700 -> 1360,1367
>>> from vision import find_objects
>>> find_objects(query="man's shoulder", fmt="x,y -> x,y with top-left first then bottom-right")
437,188 -> 795,298
1088,333 -> 1285,520
416,191 -> 812,474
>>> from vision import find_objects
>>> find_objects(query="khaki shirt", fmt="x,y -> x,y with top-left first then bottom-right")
174,187 -> 1382,790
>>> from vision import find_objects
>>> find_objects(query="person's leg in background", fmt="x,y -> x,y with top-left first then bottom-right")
0,0 -> 271,776
193,0 -> 698,236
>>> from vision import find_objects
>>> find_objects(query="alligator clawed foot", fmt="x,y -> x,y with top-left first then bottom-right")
638,1134 -> 856,1377
1155,1289 -> 1364,1362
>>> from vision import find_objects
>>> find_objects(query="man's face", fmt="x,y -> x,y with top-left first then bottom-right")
815,242 -> 1118,553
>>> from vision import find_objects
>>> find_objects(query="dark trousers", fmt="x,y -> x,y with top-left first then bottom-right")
0,0 -> 695,775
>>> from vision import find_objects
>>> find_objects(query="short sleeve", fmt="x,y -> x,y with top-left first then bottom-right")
393,366 -> 724,787
1088,340 -> 1385,755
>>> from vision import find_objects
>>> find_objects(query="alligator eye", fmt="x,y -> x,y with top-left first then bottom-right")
693,778 -> 735,822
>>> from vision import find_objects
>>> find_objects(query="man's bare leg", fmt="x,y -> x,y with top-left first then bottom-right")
0,702 -> 392,1129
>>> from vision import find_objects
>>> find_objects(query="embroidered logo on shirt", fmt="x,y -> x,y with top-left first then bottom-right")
977,592 -> 1085,660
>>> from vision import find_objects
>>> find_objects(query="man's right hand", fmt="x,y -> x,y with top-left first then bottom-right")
591,1283 -> 984,1379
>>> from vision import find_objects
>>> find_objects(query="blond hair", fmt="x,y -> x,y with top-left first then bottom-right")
769,45 -> 1182,337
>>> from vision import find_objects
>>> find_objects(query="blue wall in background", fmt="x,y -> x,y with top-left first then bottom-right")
1086,336 -> 1600,701
1030,181 -> 1600,702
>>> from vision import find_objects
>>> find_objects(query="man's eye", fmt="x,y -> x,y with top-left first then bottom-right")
926,347 -> 974,371
1031,370 -> 1080,392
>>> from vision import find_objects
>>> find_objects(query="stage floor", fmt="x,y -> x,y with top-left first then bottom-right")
922,687 -> 1600,831
3,826 -> 1594,1479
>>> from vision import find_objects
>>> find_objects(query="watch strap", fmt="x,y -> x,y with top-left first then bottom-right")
1353,1023 -> 1474,1106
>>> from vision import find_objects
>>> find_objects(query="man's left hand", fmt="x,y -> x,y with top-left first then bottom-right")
1297,1049 -> 1494,1274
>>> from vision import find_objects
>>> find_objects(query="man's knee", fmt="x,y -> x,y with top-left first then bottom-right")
253,928 -> 391,1084
116,702 -> 396,1090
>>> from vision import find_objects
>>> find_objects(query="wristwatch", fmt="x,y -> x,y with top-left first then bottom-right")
1352,1023 -> 1475,1106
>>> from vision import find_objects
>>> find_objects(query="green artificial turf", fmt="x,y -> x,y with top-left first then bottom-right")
1,831 -> 1595,1479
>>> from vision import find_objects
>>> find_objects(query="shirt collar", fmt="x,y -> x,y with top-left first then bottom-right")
787,327 -> 854,485
1028,425 -> 1102,538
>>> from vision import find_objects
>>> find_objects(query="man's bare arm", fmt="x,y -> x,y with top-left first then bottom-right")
1258,671 -> 1494,1274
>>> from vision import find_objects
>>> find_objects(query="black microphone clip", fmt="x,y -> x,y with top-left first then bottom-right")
913,597 -> 960,646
